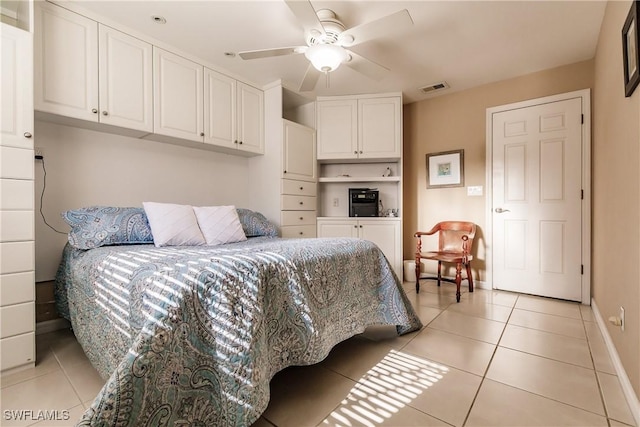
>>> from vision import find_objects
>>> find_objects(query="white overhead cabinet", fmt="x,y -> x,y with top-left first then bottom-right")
317,95 -> 401,161
1,21 -> 35,373
204,69 -> 264,155
154,47 -> 204,142
35,2 -> 153,133
34,1 -> 264,156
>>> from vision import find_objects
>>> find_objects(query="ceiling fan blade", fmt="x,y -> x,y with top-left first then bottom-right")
344,51 -> 389,81
299,63 -> 321,92
339,9 -> 413,46
238,46 -> 305,60
285,0 -> 326,37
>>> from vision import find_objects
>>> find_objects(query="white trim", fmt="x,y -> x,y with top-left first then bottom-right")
485,89 -> 592,305
591,299 -> 640,426
36,318 -> 70,335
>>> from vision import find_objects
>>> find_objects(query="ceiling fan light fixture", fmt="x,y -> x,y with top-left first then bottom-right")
305,44 -> 349,72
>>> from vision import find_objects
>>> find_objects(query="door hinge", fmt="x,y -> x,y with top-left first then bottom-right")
581,114 -> 584,124
581,265 -> 584,275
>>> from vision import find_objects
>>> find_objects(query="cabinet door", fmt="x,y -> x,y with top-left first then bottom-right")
359,220 -> 402,277
153,47 -> 203,142
98,25 -> 153,132
236,82 -> 264,154
1,24 -> 33,149
35,2 -> 98,121
283,120 -> 317,182
204,68 -> 236,149
317,220 -> 359,238
317,99 -> 358,160
358,97 -> 402,159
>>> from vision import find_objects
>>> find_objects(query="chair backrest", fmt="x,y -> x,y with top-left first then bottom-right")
436,221 -> 476,253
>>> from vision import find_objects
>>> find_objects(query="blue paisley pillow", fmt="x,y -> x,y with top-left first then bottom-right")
61,206 -> 153,250
236,208 -> 278,237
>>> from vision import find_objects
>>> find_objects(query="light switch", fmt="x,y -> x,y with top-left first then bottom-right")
467,186 -> 483,196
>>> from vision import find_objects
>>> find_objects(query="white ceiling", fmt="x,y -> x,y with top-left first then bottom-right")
65,0 -> 607,104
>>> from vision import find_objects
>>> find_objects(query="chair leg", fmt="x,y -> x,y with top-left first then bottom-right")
415,256 -> 421,293
466,263 -> 474,292
455,262 -> 462,302
437,261 -> 442,287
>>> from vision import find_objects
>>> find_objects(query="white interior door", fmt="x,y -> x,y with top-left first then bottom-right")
491,97 -> 584,301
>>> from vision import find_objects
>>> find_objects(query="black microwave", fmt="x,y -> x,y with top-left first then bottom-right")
349,188 -> 379,217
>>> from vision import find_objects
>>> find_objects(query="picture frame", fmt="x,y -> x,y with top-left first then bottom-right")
623,1 -> 640,97
426,149 -> 464,189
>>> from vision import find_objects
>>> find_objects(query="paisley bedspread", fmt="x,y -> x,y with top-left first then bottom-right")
55,237 -> 422,426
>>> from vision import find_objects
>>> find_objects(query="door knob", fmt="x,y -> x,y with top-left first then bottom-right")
495,207 -> 511,213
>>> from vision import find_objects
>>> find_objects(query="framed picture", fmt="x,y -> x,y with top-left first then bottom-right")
426,149 -> 464,189
623,1 -> 640,97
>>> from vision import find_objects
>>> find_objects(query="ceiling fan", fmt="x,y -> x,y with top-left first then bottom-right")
238,0 -> 413,92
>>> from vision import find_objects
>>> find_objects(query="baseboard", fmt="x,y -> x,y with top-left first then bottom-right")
36,318 -> 70,335
591,299 -> 640,425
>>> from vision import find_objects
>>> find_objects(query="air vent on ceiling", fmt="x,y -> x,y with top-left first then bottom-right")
419,81 -> 450,94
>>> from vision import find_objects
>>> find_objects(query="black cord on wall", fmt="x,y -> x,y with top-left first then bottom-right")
37,155 -> 67,235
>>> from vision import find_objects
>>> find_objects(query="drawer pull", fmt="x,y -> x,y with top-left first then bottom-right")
299,201 -> 303,205
299,232 -> 304,235
299,217 -> 304,220
299,186 -> 304,190
102,111 -> 109,116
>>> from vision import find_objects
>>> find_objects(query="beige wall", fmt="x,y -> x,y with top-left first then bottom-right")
593,1 -> 640,397
34,120 -> 251,282
403,59 -> 594,282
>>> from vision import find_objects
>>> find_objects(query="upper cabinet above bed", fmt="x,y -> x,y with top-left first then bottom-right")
33,1 -> 264,157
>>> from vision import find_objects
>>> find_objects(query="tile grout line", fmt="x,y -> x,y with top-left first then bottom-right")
460,293 -> 519,427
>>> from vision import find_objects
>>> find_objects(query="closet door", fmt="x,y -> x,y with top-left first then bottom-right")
153,47 -> 203,142
1,24 -> 33,149
99,25 -> 153,132
34,2 -> 98,121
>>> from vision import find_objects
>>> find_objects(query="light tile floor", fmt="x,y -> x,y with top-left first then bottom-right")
0,281 -> 637,427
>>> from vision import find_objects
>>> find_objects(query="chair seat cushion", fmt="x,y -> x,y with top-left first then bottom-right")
418,251 -> 474,263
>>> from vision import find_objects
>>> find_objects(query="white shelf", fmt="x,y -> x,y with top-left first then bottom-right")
319,176 -> 400,183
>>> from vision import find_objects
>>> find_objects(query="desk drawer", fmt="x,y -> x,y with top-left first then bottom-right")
0,302 -> 34,338
281,195 -> 316,211
282,179 -> 316,197
281,211 -> 317,226
281,225 -> 317,238
1,332 -> 35,371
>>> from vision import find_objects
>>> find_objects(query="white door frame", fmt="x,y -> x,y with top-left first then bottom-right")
485,89 -> 592,305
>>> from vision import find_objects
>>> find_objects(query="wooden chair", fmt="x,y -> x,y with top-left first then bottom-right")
414,221 -> 476,302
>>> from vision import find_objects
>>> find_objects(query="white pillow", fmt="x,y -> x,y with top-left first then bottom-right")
142,202 -> 206,247
193,205 -> 247,246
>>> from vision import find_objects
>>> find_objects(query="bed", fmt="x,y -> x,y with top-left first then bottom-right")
54,207 -> 422,426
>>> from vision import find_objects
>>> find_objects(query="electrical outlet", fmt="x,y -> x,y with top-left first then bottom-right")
333,198 -> 339,207
35,147 -> 44,158
620,306 -> 625,331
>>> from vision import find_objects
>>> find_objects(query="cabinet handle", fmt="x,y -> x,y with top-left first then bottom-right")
102,111 -> 108,116
299,186 -> 304,190
299,232 -> 304,235
359,225 -> 363,228
283,170 -> 287,174
299,217 -> 304,220
359,150 -> 363,154
234,140 -> 238,144
239,141 -> 243,145
200,132 -> 204,136
92,108 -> 98,114
299,201 -> 303,205
354,225 -> 358,228
23,132 -> 32,138
354,150 -> 358,154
